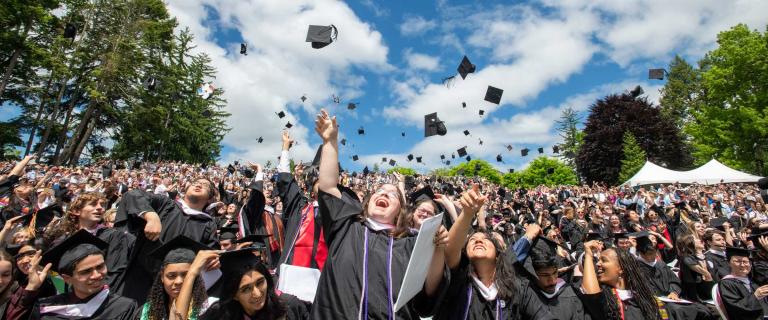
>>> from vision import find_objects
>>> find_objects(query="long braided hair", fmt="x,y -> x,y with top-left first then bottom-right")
145,265 -> 208,320
603,248 -> 661,320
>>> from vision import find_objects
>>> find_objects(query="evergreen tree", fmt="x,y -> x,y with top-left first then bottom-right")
554,106 -> 583,169
659,55 -> 703,130
617,132 -> 647,184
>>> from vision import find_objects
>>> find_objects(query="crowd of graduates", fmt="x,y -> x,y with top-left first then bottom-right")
0,109 -> 767,319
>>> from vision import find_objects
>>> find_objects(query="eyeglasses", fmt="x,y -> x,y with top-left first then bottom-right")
731,259 -> 750,266
415,207 -> 435,216
374,188 -> 399,200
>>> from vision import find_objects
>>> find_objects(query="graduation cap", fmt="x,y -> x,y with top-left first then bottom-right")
496,154 -> 502,162
538,147 -> 544,154
613,232 -> 629,242
465,156 -> 471,161
521,236 -> 561,280
416,156 -> 422,163
584,231 -> 604,242
363,166 -> 370,175
227,164 -> 236,174
219,225 -> 239,241
547,167 -> 555,175
389,159 -> 396,166
276,111 -> 286,119
710,218 -> 729,232
506,145 -> 513,151
41,229 -> 108,275
457,55 -> 476,80
63,23 -> 77,39
306,25 -> 338,49
240,43 -> 247,55
358,127 -> 365,135
478,139 -> 483,146
401,132 -> 405,137
648,68 -> 666,80
484,86 -> 503,105
300,95 -> 307,102
451,153 -> 456,159
16,205 -> 62,232
748,230 -> 768,244
463,130 -> 470,136
382,157 -> 387,162
479,110 -> 485,116
630,85 -> 644,98
440,155 -> 446,160
424,113 -> 447,137
347,102 -> 357,110
462,102 -> 467,108
352,155 -> 359,161
407,154 -> 414,161
553,145 -> 560,154
508,169 -> 514,173
234,233 -> 270,249
726,246 -> 753,260
144,77 -> 158,91
521,148 -> 529,157
445,160 -> 451,166
457,147 -> 468,158
197,83 -> 215,99
409,185 -> 436,204
630,231 -> 655,253
150,235 -> 211,265
340,139 -> 347,146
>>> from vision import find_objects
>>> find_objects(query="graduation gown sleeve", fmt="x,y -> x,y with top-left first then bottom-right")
97,227 -> 135,292
275,172 -> 309,266
718,278 -> 765,320
239,180 -> 266,235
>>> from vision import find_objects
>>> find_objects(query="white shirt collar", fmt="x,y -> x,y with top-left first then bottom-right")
178,200 -> 211,219
708,249 -> 726,257
541,278 -> 567,299
616,288 -> 633,301
471,274 -> 498,301
365,218 -> 394,231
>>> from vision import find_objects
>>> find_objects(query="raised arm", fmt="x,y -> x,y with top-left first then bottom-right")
9,155 -> 35,177
581,240 -> 601,294
315,109 -> 340,198
175,250 -> 220,320
278,130 -> 293,173
445,185 -> 486,269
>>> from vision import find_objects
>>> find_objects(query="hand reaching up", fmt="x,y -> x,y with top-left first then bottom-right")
314,109 -> 338,142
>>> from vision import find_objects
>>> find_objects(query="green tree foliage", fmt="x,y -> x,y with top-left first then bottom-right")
428,167 -> 453,177
449,160 -> 502,184
659,55 -> 703,130
554,106 -> 583,169
1,0 -> 229,165
576,89 -> 690,185
0,120 -> 23,160
501,157 -> 577,189
686,24 -> 768,174
387,167 -> 417,176
617,132 -> 647,184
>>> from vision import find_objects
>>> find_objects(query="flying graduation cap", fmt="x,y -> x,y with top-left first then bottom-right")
553,145 -> 560,153
484,86 -> 503,104
463,130 -> 470,136
389,159 -> 396,166
401,132 -> 405,137
648,68 -> 666,80
479,110 -> 485,116
462,102 -> 467,108
440,155 -> 446,160
382,157 -> 387,162
496,154 -> 503,162
416,156 -> 422,163
300,95 -> 307,102
466,156 -> 471,161
352,155 -> 359,161
538,147 -> 544,154
457,55 -> 476,80
63,23 -> 77,39
478,138 -> 483,146
144,77 -> 158,91
306,25 -> 338,49
285,121 -> 293,129
358,127 -> 365,135
347,102 -> 357,110
340,139 -> 346,146
521,148 -> 529,157
506,145 -> 513,151
240,43 -> 248,55
457,147 -> 468,157
407,154 -> 414,161
508,169 -> 514,173
424,112 -> 447,137
257,137 -> 263,143
276,111 -> 286,119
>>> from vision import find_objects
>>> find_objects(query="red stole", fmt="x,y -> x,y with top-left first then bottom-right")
291,203 -> 328,269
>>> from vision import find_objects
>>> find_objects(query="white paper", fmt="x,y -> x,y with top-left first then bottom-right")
657,296 -> 693,304
277,264 -> 322,302
393,213 -> 443,312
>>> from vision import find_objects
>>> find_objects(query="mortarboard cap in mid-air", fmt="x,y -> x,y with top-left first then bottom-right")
144,77 -> 158,91
538,147 -> 544,154
277,111 -> 286,118
521,148 -> 529,157
462,102 -> 467,108
416,156 -> 422,163
401,132 -> 405,137
484,86 -> 503,104
389,159 -> 396,166
553,145 -> 560,153
340,139 -> 346,146
496,155 -> 502,162
440,155 -> 446,160
466,156 -> 471,161
358,127 -> 365,135
63,23 -> 77,39
463,130 -> 470,136
285,121 -> 293,129
300,94 -> 307,102
257,137 -> 264,143
445,160 -> 451,166
382,157 -> 387,162
506,145 -> 513,151
352,155 -> 359,161
648,68 -> 665,80
457,55 -> 476,80
306,25 -> 338,49
347,102 -> 357,110
479,110 -> 485,116
424,113 -> 447,137
547,167 -> 555,175
240,43 -> 247,55
457,147 -> 468,157
508,169 -> 515,173
407,154 -> 414,161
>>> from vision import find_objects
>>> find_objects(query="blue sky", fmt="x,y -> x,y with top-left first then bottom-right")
7,0 -> 768,172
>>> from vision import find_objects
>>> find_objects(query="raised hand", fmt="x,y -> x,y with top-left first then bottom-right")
459,184 -> 487,217
282,130 -> 294,150
314,109 -> 338,142
25,250 -> 52,291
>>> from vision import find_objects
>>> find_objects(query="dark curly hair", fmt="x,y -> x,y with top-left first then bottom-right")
200,261 -> 285,320
603,248 -> 661,320
145,265 -> 208,320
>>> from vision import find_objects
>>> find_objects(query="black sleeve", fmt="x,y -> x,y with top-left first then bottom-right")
0,174 -> 20,198
579,289 -> 608,320
114,190 -> 174,226
276,172 -> 307,225
317,185 -> 362,246
411,261 -> 451,317
241,180 -> 266,235
515,281 -> 554,320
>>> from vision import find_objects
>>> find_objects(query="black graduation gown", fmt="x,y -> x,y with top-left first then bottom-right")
752,258 -> 768,286
637,260 -> 682,296
526,280 -> 590,320
310,187 -> 437,319
581,287 -> 684,320
200,293 -> 308,320
718,277 -> 768,320
95,227 -> 135,293
433,256 -> 552,320
275,172 -> 322,268
679,255 -> 714,302
29,292 -> 137,320
704,251 -> 730,281
114,190 -> 218,303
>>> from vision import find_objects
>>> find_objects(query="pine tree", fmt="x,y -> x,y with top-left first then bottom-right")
618,132 -> 647,184
554,106 -> 582,169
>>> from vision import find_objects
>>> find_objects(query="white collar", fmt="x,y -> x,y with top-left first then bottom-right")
178,200 -> 211,219
365,218 -> 394,231
541,278 -> 567,299
638,256 -> 657,267
616,288 -> 633,301
708,249 -> 726,257
471,274 -> 498,301
40,287 -> 110,317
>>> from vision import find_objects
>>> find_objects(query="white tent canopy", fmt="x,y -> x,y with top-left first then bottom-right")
622,159 -> 763,186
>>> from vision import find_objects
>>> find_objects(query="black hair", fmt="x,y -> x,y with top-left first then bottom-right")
146,265 -> 208,320
603,248 -> 661,320
466,229 -> 518,301
201,261 -> 285,320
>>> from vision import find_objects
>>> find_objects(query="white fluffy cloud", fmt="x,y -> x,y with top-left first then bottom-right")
165,0 -> 389,164
403,49 -> 441,71
400,15 -> 438,36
